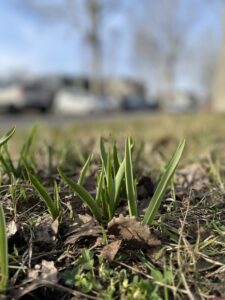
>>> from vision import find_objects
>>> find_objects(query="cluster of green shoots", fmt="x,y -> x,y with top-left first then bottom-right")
0,126 -> 185,292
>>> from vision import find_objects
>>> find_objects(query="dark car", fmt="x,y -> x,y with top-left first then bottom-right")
121,94 -> 158,111
21,80 -> 57,113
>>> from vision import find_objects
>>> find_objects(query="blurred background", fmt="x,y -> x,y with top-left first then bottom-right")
1,0 -> 225,122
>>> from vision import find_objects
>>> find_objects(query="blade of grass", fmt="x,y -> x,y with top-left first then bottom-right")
59,169 -> 102,224
0,202 -> 8,291
113,142 -> 120,174
19,125 -> 37,161
134,140 -> 145,169
0,154 -> 15,178
114,158 -> 125,208
142,140 -> 185,226
96,167 -> 104,206
78,153 -> 93,186
17,125 -> 38,170
106,151 -> 115,215
125,137 -> 138,217
0,145 -> 17,177
53,180 -> 61,213
99,137 -> 107,170
28,171 -> 59,220
0,126 -> 16,147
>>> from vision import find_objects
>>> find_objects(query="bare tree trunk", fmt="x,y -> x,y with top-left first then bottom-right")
212,11 -> 225,111
88,0 -> 102,95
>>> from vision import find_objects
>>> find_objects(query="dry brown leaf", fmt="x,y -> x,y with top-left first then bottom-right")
28,260 -> 57,283
78,213 -> 93,224
7,220 -> 17,238
108,214 -> 161,249
65,221 -> 101,245
34,216 -> 58,243
28,266 -> 39,280
101,240 -> 122,261
177,163 -> 209,191
40,260 -> 58,283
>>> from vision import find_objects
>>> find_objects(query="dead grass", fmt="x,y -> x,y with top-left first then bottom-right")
1,113 -> 225,299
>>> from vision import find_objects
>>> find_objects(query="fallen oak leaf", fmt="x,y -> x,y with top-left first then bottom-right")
108,214 -> 161,249
65,221 -> 101,245
101,240 -> 122,261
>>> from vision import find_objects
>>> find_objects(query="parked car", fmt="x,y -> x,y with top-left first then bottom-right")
53,88 -> 113,115
21,79 -> 58,113
0,82 -> 24,113
0,78 -> 59,113
161,91 -> 198,113
121,94 -> 157,111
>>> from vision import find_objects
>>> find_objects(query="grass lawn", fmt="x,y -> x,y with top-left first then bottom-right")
0,113 -> 225,299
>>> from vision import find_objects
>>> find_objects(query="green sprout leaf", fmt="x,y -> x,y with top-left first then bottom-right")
142,140 -> 185,226
0,202 -> 8,292
59,168 -> 102,224
78,153 -> 93,186
28,171 -> 59,220
0,127 -> 16,148
114,158 -> 125,208
99,137 -> 107,170
125,137 -> 138,217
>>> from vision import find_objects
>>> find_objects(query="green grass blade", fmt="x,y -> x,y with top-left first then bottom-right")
59,169 -> 102,224
0,126 -> 16,148
53,180 -> 61,213
0,154 -> 15,178
99,137 -> 107,170
0,202 -> 8,291
106,151 -> 115,211
142,140 -> 185,226
19,125 -> 37,159
113,142 -> 120,174
96,167 -> 104,206
0,145 -> 17,177
78,154 -> 93,186
125,137 -> 138,217
28,172 -> 59,220
134,140 -> 145,169
75,145 -> 86,165
114,158 -> 125,208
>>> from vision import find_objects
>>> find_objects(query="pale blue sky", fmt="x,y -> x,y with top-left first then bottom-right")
0,0 -> 223,94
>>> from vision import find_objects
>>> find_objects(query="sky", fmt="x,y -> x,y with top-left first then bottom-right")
0,0 -> 224,95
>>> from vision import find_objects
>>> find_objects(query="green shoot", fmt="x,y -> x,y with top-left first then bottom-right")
27,170 -> 60,220
114,158 -> 125,208
0,126 -> 37,178
0,202 -> 8,291
53,180 -> 61,213
78,154 -> 93,186
59,138 -> 127,224
0,127 -> 16,147
99,137 -> 107,169
142,140 -> 185,225
0,127 -> 16,291
0,146 -> 17,178
58,168 -> 103,224
19,125 -> 37,165
113,141 -> 120,174
125,137 -> 138,217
